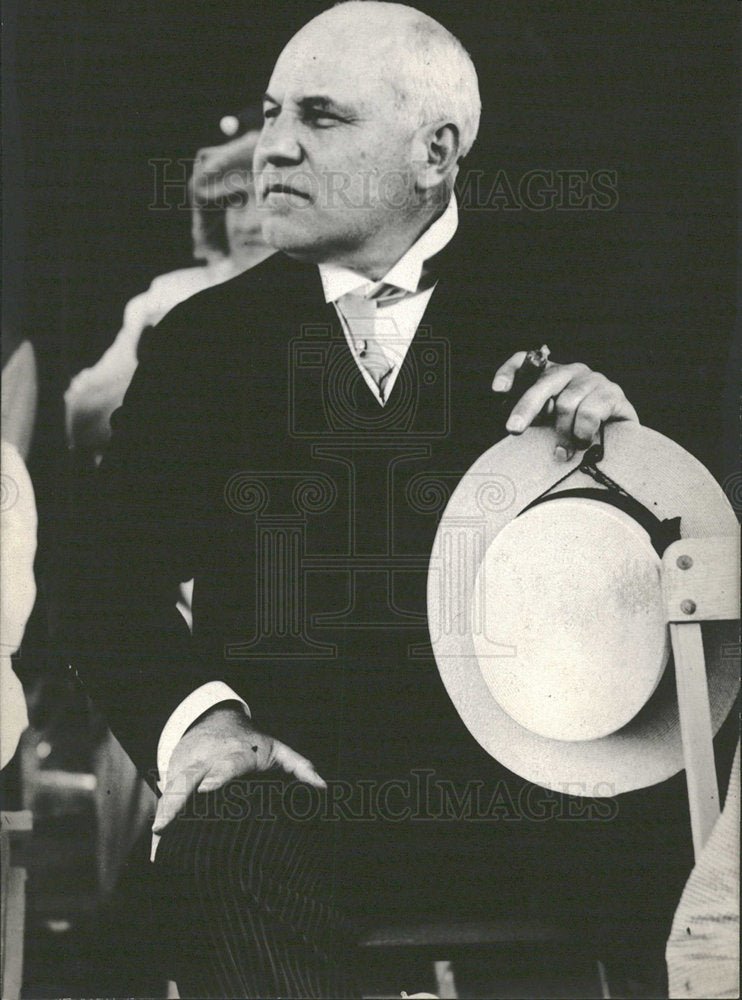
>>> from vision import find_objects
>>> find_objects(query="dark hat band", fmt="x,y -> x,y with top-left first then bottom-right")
518,438 -> 682,557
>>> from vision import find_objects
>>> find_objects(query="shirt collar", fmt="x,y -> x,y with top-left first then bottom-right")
319,195 -> 459,304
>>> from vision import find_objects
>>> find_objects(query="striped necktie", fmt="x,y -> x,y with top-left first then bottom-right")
336,271 -> 436,399
336,287 -> 407,398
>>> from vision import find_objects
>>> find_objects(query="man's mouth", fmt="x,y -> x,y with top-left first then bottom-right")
262,182 -> 311,201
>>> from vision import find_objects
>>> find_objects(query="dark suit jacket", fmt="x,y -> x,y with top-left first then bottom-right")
66,210 -> 727,785
68,217 -> 509,778
63,206 -> 737,941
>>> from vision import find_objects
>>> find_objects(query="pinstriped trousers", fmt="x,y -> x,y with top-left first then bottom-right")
153,779 -> 361,999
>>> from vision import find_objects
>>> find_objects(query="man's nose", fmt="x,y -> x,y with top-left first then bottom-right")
255,114 -> 303,168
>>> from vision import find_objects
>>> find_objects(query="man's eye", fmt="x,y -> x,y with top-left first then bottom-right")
263,107 -> 279,121
307,112 -> 340,128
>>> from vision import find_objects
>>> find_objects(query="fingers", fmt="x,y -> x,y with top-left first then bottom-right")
609,394 -> 638,425
568,383 -> 631,446
497,355 -> 639,459
153,761 -> 208,833
152,730 -> 326,835
197,748 -> 256,794
555,380 -> 638,455
553,381 -> 599,455
506,363 -> 589,434
272,740 -> 327,788
491,352 -> 528,393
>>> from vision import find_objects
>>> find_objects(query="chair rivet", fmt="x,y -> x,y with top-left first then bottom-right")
676,555 -> 693,570
680,599 -> 697,615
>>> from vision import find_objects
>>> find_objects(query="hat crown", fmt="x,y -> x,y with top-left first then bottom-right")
429,422 -> 740,795
472,497 -> 670,743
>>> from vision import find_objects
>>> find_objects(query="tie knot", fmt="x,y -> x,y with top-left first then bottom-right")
369,282 -> 410,306
337,283 -> 409,310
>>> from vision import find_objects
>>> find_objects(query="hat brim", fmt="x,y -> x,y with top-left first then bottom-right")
427,422 -> 740,795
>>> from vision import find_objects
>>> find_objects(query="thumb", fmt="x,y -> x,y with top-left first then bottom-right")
153,763 -> 207,833
272,740 -> 327,788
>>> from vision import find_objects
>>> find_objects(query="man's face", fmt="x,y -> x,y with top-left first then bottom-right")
253,25 -> 421,266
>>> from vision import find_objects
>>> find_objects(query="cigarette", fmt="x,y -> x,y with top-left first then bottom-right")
499,344 -> 551,417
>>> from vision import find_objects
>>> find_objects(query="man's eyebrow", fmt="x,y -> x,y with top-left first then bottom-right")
262,92 -> 358,117
298,95 -> 355,116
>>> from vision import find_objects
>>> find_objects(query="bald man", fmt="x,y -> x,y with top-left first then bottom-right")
70,4 -> 655,996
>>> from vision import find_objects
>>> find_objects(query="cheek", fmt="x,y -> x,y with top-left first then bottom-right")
320,149 -> 384,210
366,165 -> 413,213
362,139 -> 414,203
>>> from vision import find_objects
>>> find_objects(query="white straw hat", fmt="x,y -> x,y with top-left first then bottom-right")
427,422 -> 739,795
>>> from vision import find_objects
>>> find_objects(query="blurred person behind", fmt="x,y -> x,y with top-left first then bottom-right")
2,327 -> 38,464
1,313 -> 38,767
65,106 -> 273,458
0,439 -> 36,768
53,106 -> 273,914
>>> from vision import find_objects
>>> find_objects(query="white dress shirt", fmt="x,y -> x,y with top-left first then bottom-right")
154,197 -> 460,808
319,196 -> 458,405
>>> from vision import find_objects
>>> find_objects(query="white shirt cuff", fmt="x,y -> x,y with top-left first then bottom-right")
156,680 -> 249,790
151,681 -> 249,863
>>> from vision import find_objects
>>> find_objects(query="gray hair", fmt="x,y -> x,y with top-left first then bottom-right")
333,1 -> 481,158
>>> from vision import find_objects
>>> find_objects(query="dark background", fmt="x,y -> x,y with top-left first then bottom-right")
5,0 -> 738,344
3,0 -> 739,529
2,3 -> 738,994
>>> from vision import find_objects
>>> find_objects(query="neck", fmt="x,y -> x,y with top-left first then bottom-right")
329,189 -> 450,281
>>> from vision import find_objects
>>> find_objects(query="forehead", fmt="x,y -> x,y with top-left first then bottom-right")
268,27 -> 401,113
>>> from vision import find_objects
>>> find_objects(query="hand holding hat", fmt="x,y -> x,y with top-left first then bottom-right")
428,414 -> 739,796
492,349 -> 639,461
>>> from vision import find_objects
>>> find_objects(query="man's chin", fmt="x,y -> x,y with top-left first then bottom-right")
262,220 -> 326,262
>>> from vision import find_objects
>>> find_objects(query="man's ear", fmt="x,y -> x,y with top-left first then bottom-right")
412,120 -> 460,190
